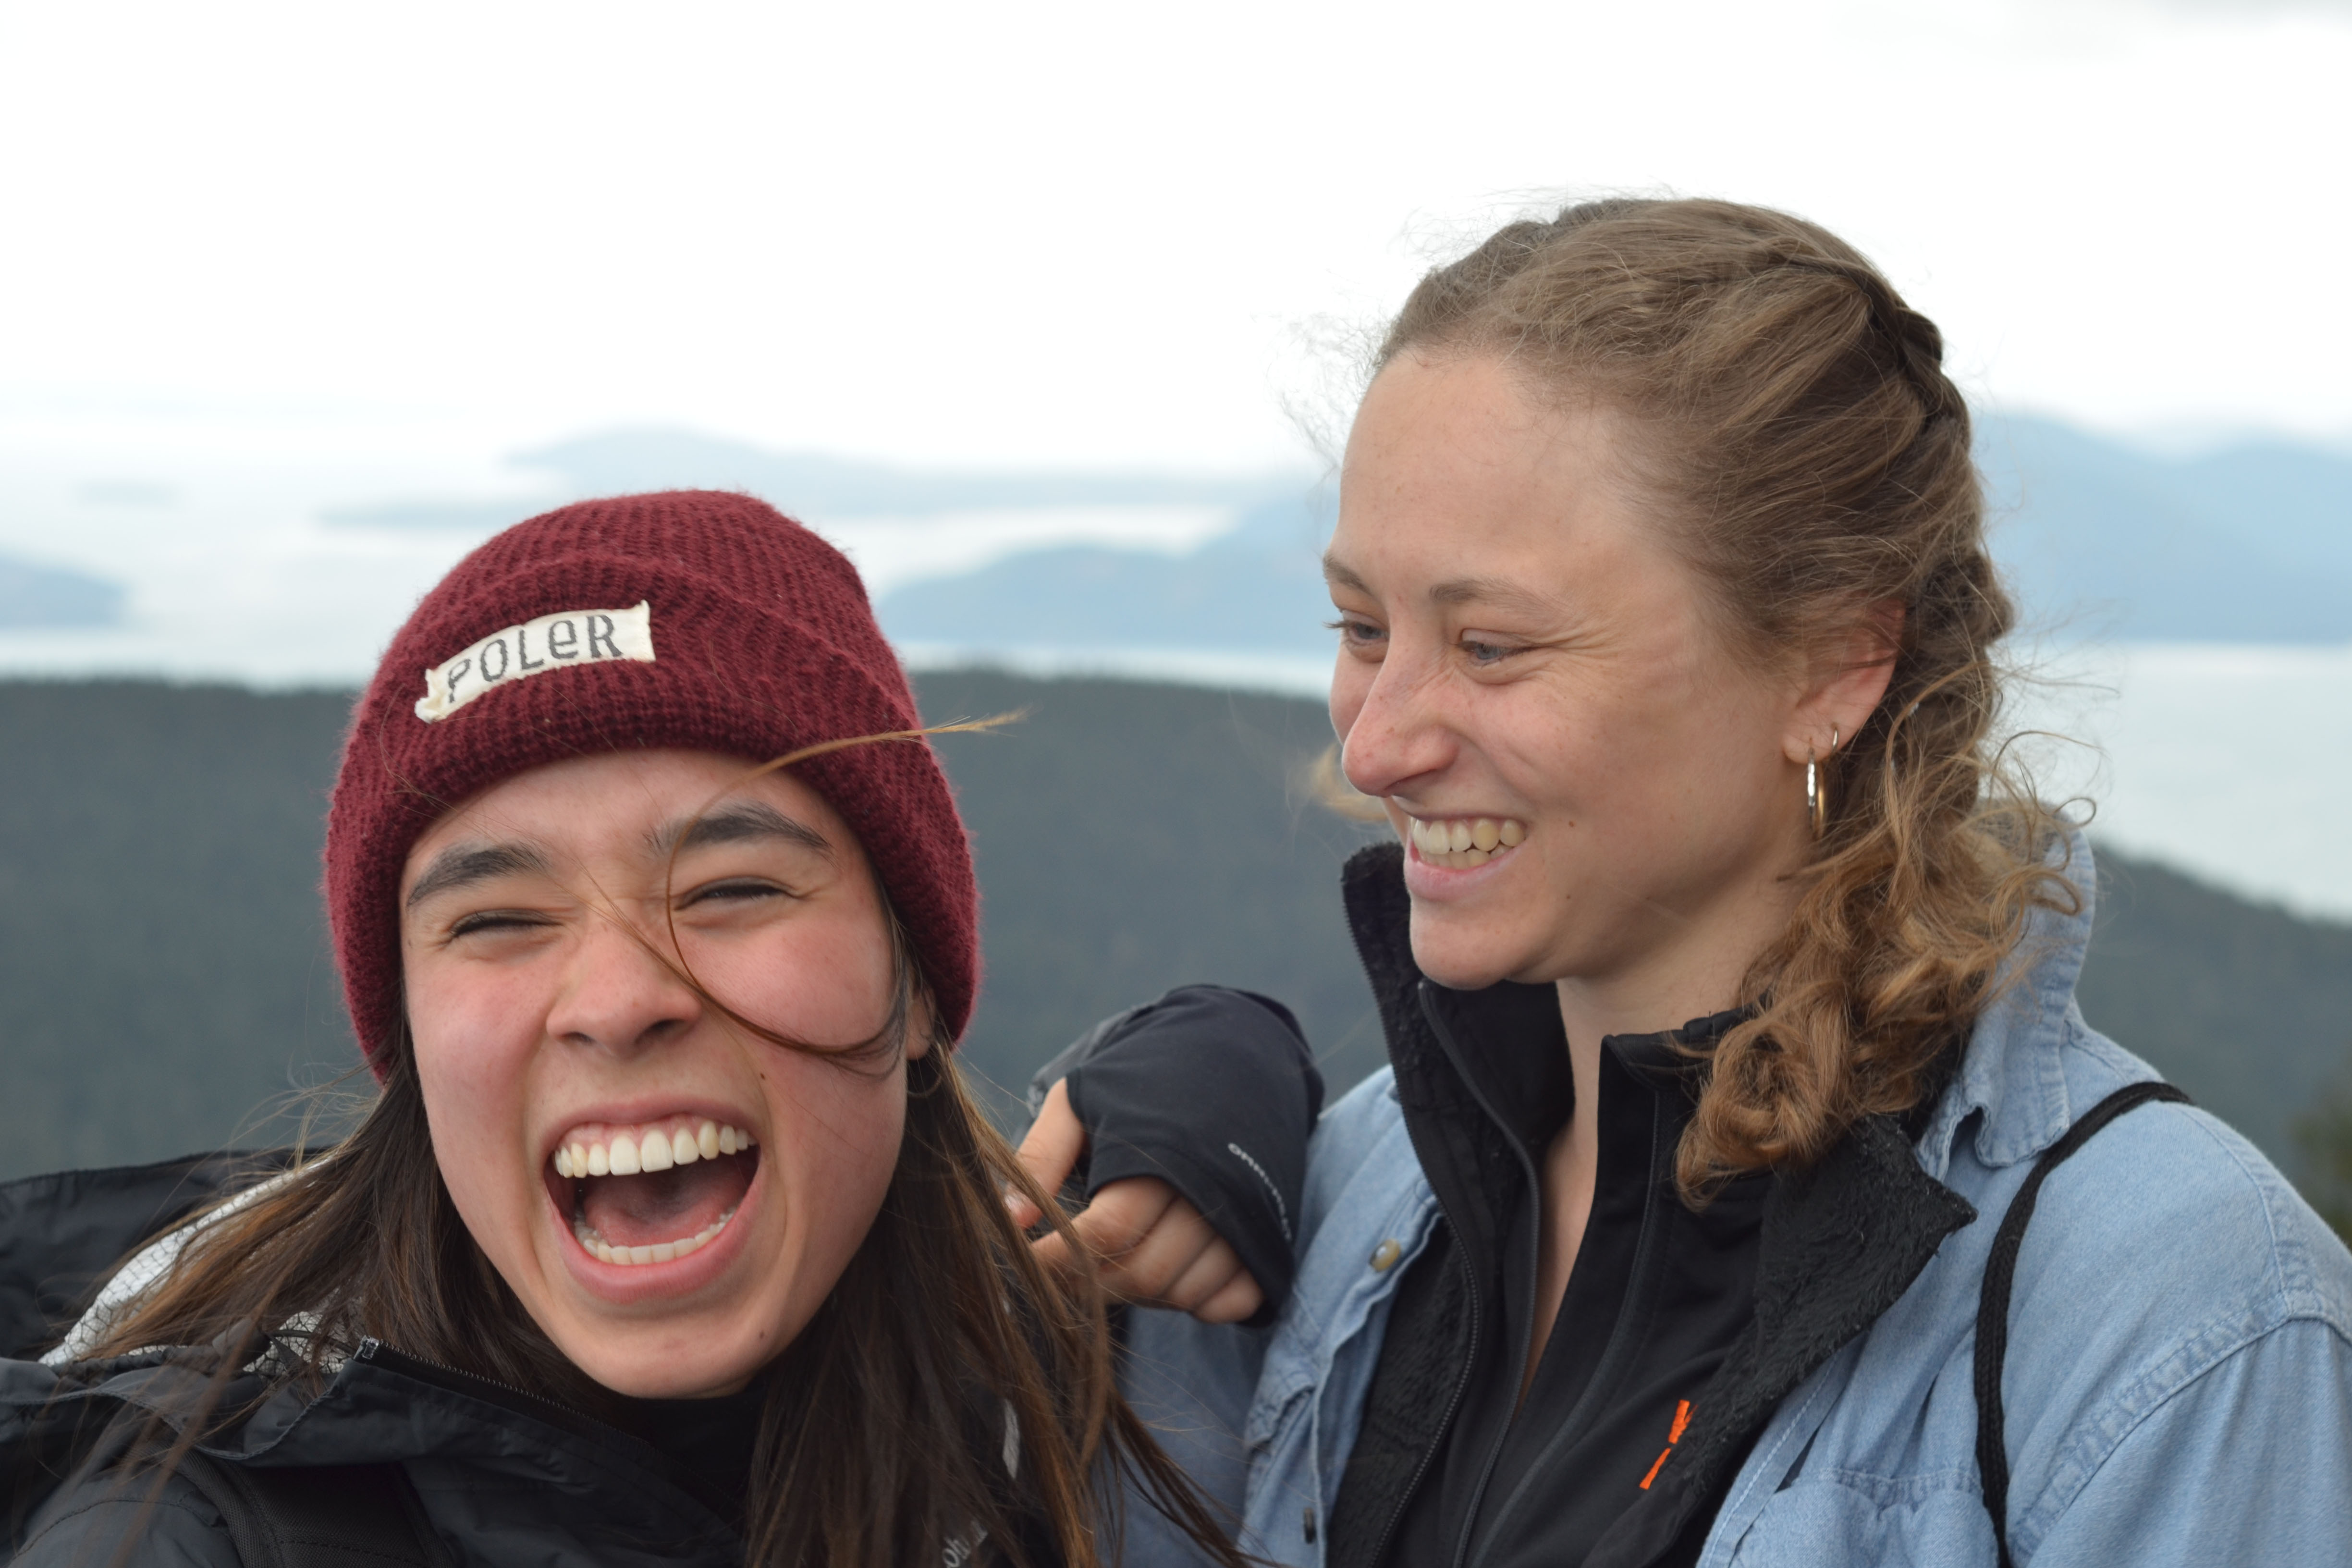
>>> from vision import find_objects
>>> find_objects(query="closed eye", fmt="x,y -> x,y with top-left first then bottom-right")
447,908 -> 556,938
677,877 -> 799,909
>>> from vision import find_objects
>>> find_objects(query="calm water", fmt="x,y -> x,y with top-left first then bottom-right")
2009,640 -> 2352,921
897,639 -> 2352,926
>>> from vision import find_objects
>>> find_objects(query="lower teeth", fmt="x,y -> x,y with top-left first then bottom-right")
573,1207 -> 737,1267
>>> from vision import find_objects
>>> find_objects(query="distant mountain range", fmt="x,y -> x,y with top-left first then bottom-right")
1979,418 -> 2352,641
5,673 -> 2348,1194
879,414 -> 2352,650
481,417 -> 2352,648
6,415 -> 2348,640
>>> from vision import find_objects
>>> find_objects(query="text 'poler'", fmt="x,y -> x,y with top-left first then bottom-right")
414,601 -> 656,722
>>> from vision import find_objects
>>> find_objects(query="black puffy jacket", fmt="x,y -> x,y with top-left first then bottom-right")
0,1153 -> 1036,1567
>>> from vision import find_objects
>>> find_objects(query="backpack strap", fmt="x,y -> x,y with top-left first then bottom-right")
170,1452 -> 449,1568
1974,1080 -> 2191,1568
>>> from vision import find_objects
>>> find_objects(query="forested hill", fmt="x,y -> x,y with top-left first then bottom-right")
2,675 -> 2348,1203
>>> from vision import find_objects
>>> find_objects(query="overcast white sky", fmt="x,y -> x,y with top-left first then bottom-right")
2,0 -> 2349,472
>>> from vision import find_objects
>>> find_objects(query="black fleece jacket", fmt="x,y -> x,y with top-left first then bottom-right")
1331,844 -> 1975,1568
1046,846 -> 1979,1568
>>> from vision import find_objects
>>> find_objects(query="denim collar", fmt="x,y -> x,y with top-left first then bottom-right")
1918,828 -> 2099,1179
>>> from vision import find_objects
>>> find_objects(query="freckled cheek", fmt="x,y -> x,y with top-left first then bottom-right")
1507,676 -> 1715,814
1484,714 -> 1609,823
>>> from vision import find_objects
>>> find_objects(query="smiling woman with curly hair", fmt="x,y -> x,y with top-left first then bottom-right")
1022,198 -> 2352,1568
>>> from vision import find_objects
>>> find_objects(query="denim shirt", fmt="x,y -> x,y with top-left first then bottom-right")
1118,838 -> 2352,1566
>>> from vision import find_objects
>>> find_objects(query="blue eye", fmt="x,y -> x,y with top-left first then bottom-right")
1326,617 -> 1385,648
1461,637 -> 1513,664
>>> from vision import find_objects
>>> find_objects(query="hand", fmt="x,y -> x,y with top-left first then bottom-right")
1009,1078 -> 1266,1325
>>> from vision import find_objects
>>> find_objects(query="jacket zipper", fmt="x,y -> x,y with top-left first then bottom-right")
1464,1091 -> 1672,1562
1416,989 -> 1550,1568
1335,903 -> 1493,1568
355,1337 -> 589,1425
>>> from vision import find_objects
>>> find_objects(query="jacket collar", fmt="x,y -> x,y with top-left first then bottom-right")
1342,830 -> 2105,1184
1339,842 -> 1979,1568
9,1335 -> 741,1557
1917,829 -> 2100,1179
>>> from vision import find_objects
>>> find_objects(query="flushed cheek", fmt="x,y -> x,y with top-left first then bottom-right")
404,958 -> 548,1096
763,1061 -> 901,1195
418,1077 -> 547,1297
763,1054 -> 907,1173
408,1014 -> 551,1269
752,1087 -> 904,1318
703,937 -> 895,1049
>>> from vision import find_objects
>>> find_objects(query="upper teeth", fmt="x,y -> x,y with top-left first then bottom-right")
1407,816 -> 1527,867
551,1118 -> 756,1179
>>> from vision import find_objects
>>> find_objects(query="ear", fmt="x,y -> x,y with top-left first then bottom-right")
903,991 -> 937,1062
1781,601 -> 1904,764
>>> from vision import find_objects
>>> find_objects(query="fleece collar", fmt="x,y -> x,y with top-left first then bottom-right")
1337,843 -> 1979,1568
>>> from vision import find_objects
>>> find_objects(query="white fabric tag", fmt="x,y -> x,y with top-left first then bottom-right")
414,600 -> 656,722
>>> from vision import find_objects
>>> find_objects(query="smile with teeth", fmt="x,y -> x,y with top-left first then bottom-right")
552,1116 -> 758,1268
1407,815 -> 1528,870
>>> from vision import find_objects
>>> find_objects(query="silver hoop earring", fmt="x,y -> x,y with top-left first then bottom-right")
1806,725 -> 1840,840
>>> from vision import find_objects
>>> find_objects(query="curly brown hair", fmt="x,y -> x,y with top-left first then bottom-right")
1375,196 -> 2073,1197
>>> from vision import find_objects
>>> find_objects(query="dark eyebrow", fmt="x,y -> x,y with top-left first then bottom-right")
652,801 -> 833,859
405,843 -> 553,910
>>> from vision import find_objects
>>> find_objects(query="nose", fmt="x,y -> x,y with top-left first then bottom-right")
1338,639 -> 1457,803
542,908 -> 705,1057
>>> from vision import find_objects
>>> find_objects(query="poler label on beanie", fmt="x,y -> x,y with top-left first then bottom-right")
326,490 -> 980,1076
414,601 -> 656,722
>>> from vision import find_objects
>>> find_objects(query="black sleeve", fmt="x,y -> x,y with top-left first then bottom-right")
1026,986 -> 1324,1324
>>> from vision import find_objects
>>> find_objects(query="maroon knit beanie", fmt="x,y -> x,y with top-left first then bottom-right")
326,490 -> 978,1077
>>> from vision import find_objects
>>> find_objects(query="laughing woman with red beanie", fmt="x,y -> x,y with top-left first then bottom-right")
0,492 -> 1242,1568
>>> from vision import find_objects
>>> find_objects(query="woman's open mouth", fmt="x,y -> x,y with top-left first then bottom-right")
545,1116 -> 760,1267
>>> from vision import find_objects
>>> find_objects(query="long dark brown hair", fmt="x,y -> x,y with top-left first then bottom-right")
72,739 -> 1246,1568
1372,197 -> 2074,1197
